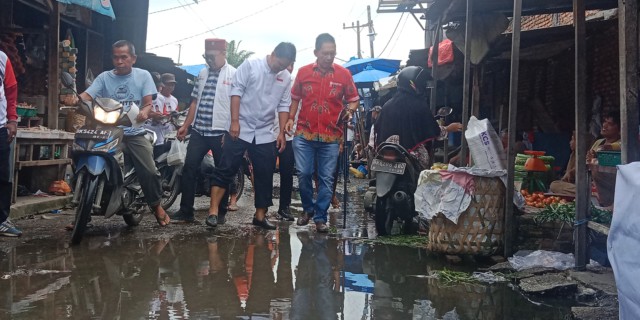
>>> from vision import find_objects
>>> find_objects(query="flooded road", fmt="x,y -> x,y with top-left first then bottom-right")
1,227 -> 573,319
0,178 -> 577,319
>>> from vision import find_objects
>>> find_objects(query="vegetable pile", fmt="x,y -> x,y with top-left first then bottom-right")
521,190 -> 567,208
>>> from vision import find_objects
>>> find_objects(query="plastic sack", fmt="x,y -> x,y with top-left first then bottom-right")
167,140 -> 187,166
508,250 -> 575,271
464,116 -> 506,170
427,39 -> 455,67
48,180 -> 72,195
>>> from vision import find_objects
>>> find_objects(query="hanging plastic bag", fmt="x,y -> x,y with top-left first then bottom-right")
167,141 -> 187,166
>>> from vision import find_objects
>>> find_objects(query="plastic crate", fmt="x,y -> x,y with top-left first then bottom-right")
17,106 -> 38,117
597,151 -> 621,167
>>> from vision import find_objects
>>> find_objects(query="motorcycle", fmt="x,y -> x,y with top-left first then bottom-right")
364,107 -> 454,236
364,135 -> 423,236
152,110 -> 186,209
62,72 -> 155,244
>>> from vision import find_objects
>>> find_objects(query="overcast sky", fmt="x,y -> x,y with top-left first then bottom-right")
146,0 -> 427,68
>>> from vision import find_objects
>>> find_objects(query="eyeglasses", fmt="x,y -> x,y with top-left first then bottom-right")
202,54 -> 216,62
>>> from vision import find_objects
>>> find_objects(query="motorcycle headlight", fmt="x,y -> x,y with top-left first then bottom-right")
94,107 -> 121,124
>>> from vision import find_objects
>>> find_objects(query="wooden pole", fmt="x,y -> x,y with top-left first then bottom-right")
505,0 -> 522,258
356,20 -> 362,59
574,0 -> 588,270
459,0 -> 473,166
47,2 -> 60,129
430,21 -> 441,115
619,0 -> 640,163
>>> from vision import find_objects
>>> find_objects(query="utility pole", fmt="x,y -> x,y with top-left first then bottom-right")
367,5 -> 376,58
177,44 -> 182,65
343,5 -> 375,58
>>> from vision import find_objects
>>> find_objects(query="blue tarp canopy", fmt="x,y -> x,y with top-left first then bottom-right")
56,0 -> 116,20
352,65 -> 391,84
342,57 -> 401,75
179,64 -> 206,77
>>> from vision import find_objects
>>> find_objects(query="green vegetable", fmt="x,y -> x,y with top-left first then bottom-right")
433,268 -> 478,284
357,235 -> 429,248
533,201 -> 613,225
534,202 -> 576,224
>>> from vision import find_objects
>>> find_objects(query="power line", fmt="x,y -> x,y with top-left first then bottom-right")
377,12 -> 405,57
387,14 -> 409,57
149,0 -> 209,15
177,0 -> 215,37
148,1 -> 285,50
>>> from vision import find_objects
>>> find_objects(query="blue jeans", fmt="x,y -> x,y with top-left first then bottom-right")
293,137 -> 340,223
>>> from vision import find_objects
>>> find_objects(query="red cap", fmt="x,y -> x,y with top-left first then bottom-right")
205,38 -> 227,51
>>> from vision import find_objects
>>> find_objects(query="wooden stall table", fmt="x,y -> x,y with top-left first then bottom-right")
11,129 -> 74,203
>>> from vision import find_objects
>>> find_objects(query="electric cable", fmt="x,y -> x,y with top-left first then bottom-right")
148,0 -> 285,50
149,0 -> 209,14
377,12 -> 405,57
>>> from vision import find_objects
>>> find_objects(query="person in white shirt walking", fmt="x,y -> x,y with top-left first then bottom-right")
207,42 -> 296,230
170,38 -> 237,225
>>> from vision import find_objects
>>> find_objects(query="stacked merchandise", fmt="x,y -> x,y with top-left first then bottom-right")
58,39 -> 77,103
515,153 -> 555,190
0,32 -> 26,75
58,39 -> 84,132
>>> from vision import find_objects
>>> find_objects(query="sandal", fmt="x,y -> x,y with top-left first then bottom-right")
227,204 -> 239,211
155,212 -> 171,227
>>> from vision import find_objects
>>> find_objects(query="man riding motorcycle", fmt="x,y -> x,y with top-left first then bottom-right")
374,66 -> 462,169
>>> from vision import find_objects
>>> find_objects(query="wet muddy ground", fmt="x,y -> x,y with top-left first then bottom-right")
0,176 -> 581,319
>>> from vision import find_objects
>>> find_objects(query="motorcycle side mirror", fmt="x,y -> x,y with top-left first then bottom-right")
61,72 -> 75,89
436,107 -> 453,117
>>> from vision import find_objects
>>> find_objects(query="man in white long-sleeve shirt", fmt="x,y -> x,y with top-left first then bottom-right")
207,42 -> 296,230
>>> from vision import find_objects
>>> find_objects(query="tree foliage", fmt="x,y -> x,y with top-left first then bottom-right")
226,40 -> 254,68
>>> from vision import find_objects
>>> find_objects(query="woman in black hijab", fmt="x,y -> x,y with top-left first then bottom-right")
374,66 -> 462,168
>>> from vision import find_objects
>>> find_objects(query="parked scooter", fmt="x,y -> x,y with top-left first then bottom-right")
364,107 -> 453,236
61,72 -> 153,244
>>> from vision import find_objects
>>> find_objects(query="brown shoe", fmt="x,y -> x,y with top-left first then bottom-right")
296,211 -> 313,226
315,222 -> 329,233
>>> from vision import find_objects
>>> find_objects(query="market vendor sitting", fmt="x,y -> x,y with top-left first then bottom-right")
588,112 -> 621,207
549,112 -> 620,206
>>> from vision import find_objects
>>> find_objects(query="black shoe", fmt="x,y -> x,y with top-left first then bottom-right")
217,214 -> 226,225
205,215 -> 218,228
315,222 -> 329,233
277,208 -> 295,221
296,212 -> 313,226
252,217 -> 276,230
170,210 -> 196,223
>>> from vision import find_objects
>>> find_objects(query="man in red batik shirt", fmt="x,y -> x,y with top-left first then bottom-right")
284,33 -> 359,233
0,50 -> 22,237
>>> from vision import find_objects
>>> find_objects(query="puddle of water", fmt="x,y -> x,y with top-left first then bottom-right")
0,226 -> 573,319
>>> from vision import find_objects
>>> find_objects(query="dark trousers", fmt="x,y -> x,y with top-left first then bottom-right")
0,128 -> 11,224
278,140 -> 294,210
211,134 -> 276,209
179,130 -> 229,216
180,130 -> 229,216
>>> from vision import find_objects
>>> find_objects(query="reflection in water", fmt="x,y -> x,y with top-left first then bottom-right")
0,227 -> 572,319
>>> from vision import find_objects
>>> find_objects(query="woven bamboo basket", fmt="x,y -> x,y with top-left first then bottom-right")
427,176 -> 505,256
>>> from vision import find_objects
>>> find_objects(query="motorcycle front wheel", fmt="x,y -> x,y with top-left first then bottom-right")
123,208 -> 144,226
234,168 -> 245,201
159,165 -> 181,210
374,197 -> 393,236
71,174 -> 100,244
